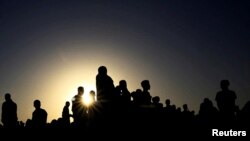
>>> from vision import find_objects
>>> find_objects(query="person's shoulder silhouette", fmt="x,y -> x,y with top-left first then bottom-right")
119,80 -> 131,103
199,98 -> 213,116
71,86 -> 87,127
72,86 -> 86,114
89,90 -> 96,104
215,80 -> 237,120
63,101 -> 71,118
72,86 -> 84,113
215,80 -> 237,111
62,101 -> 72,126
152,96 -> 163,108
1,93 -> 18,128
141,80 -> 152,105
32,100 -> 47,128
96,66 -> 115,102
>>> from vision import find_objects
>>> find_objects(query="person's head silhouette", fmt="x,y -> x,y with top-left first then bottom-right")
34,100 -> 41,109
5,93 -> 11,101
98,66 -> 107,75
90,90 -> 95,97
183,104 -> 188,111
119,80 -> 127,89
141,80 -> 150,91
136,89 -> 142,93
78,86 -> 84,96
204,98 -> 210,103
65,101 -> 70,107
220,80 -> 230,90
165,99 -> 170,106
152,96 -> 160,104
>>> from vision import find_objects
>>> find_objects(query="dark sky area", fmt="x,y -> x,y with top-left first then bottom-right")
0,0 -> 250,122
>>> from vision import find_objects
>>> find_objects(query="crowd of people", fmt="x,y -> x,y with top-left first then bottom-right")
1,66 -> 250,136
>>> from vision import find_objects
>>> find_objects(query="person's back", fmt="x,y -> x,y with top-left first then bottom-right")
164,99 -> 172,112
199,98 -> 213,116
152,96 -> 163,109
215,80 -> 236,117
32,100 -> 47,128
121,89 -> 131,104
72,95 -> 86,117
62,101 -> 71,126
141,80 -> 152,105
1,93 -> 17,128
216,90 -> 236,112
72,86 -> 87,127
97,75 -> 114,100
131,89 -> 143,105
96,66 -> 115,102
32,108 -> 47,127
182,104 -> 191,120
63,104 -> 70,119
119,80 -> 131,103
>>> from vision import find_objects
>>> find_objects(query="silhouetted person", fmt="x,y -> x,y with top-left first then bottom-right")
141,80 -> 152,105
118,80 -> 131,104
25,119 -> 32,128
96,66 -> 115,102
152,96 -> 163,109
182,104 -> 192,120
163,99 -> 172,125
62,101 -> 72,127
199,98 -> 218,117
170,104 -> 177,115
88,90 -> 97,128
72,86 -> 87,127
151,96 -> 164,122
1,93 -> 17,128
131,89 -> 142,105
164,99 -> 172,113
199,98 -> 211,115
89,90 -> 96,104
88,90 -> 96,117
165,99 -> 171,107
32,100 -> 47,128
176,107 -> 182,118
183,104 -> 189,113
215,80 -> 237,119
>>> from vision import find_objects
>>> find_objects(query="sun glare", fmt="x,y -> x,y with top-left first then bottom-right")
67,83 -> 96,107
82,84 -> 96,106
83,94 -> 93,106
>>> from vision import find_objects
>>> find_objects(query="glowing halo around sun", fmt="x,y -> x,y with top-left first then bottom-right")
82,93 -> 94,106
82,83 -> 96,106
66,82 -> 96,106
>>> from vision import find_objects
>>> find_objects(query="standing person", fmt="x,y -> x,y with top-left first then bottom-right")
215,80 -> 237,119
1,93 -> 18,128
62,101 -> 72,127
141,80 -> 152,105
119,80 -> 131,104
32,100 -> 47,128
96,66 -> 115,102
72,86 -> 87,127
89,90 -> 96,105
88,90 -> 97,119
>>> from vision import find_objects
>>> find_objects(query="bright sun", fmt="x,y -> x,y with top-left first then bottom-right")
82,93 -> 94,106
67,83 -> 96,107
82,84 -> 96,106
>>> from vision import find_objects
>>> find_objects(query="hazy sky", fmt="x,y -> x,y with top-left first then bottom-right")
1,0 -> 250,122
